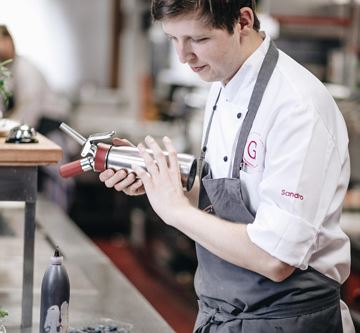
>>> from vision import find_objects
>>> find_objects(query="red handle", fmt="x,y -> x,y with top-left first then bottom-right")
60,160 -> 85,178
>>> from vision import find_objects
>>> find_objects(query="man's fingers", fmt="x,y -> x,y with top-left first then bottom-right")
112,137 -> 135,147
162,136 -> 179,173
99,169 -> 115,182
104,169 -> 128,188
144,136 -> 168,171
113,172 -> 137,191
138,142 -> 159,176
132,164 -> 152,189
162,136 -> 183,187
130,178 -> 144,190
123,179 -> 144,195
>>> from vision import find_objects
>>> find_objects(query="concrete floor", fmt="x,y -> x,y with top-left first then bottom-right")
93,237 -> 197,333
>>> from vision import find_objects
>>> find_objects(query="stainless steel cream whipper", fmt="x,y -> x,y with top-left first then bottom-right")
59,123 -> 197,191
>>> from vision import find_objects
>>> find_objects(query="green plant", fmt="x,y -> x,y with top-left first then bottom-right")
0,309 -> 8,319
0,59 -> 12,107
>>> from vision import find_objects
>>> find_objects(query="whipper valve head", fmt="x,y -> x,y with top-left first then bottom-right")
59,122 -> 115,157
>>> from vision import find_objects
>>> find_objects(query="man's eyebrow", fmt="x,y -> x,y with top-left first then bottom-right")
164,32 -> 207,39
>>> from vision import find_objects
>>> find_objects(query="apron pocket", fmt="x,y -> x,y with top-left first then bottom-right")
240,302 -> 342,333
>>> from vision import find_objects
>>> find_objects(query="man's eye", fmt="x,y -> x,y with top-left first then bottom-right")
192,38 -> 208,43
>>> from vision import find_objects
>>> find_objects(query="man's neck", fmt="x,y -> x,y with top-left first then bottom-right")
222,31 -> 264,86
239,31 -> 264,68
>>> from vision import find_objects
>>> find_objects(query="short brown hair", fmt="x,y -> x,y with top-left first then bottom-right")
0,25 -> 12,38
151,0 -> 260,33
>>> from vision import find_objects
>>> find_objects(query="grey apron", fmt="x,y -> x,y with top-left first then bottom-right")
194,41 -> 343,333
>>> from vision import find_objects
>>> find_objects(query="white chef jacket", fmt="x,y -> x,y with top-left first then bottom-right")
202,33 -> 354,332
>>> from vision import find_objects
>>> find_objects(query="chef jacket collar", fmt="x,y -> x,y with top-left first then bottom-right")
221,32 -> 270,103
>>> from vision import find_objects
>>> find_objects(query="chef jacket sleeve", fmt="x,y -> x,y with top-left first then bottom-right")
247,102 -> 349,269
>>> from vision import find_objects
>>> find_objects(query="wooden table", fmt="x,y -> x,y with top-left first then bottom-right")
0,134 -> 62,328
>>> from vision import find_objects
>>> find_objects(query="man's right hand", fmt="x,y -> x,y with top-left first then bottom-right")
98,138 -> 145,196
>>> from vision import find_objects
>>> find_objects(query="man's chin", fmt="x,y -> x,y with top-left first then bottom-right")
197,73 -> 217,83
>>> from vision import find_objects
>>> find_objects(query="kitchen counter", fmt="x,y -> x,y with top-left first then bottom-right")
0,197 -> 174,333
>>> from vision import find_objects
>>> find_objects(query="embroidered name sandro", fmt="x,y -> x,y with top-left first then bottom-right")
281,190 -> 304,200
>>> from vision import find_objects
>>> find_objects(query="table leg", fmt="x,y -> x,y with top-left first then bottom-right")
21,201 -> 36,328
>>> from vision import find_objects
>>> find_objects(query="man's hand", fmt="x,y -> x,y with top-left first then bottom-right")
131,136 -> 190,224
99,138 -> 145,196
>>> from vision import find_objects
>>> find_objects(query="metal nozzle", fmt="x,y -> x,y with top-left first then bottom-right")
54,246 -> 60,257
59,122 -> 86,146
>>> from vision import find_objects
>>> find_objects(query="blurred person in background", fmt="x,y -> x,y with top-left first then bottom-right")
0,24 -> 70,129
0,24 -> 74,211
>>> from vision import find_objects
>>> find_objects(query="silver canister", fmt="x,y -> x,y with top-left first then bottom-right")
105,146 -> 197,192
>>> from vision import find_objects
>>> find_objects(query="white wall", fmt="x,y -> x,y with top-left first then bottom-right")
0,0 -> 113,94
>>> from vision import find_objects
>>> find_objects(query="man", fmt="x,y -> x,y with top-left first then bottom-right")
100,1 -> 355,331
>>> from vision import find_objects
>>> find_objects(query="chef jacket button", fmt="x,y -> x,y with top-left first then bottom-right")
213,105 -> 217,111
223,156 -> 228,162
237,113 -> 242,119
202,146 -> 207,152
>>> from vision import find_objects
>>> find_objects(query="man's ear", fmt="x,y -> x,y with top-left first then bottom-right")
239,7 -> 255,31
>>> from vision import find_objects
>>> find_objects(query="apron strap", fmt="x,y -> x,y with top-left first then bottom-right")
198,87 -> 222,176
231,41 -> 279,178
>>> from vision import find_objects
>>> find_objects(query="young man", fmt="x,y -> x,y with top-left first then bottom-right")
100,1 -> 355,331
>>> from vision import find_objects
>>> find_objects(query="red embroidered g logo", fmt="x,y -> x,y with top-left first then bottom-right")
247,140 -> 257,159
243,133 -> 264,169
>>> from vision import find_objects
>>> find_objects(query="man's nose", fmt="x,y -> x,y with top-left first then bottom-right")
176,41 -> 194,64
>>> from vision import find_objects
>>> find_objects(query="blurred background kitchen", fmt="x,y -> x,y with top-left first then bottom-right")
0,0 -> 360,332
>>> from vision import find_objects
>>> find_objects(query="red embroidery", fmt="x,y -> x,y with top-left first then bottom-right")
281,190 -> 304,200
247,140 -> 257,159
